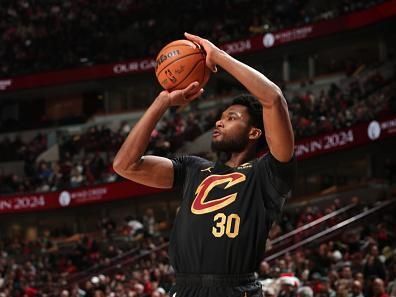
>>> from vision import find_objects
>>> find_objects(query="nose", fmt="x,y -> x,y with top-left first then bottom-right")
215,119 -> 223,128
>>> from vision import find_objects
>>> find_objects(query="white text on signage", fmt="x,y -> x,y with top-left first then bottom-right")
0,80 -> 12,91
0,195 -> 46,211
222,40 -> 251,54
113,59 -> 156,74
296,130 -> 354,157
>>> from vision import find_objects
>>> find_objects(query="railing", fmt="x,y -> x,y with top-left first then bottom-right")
66,246 -> 140,283
271,203 -> 357,245
66,242 -> 170,287
265,202 -> 361,257
264,199 -> 396,262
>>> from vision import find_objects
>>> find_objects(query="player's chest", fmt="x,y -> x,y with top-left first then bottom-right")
185,165 -> 256,215
179,165 -> 264,240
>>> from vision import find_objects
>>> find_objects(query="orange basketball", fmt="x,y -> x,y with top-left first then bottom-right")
155,40 -> 210,91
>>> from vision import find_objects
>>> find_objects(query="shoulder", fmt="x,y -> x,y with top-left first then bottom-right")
253,152 -> 296,195
255,152 -> 296,170
171,155 -> 213,169
170,155 -> 213,188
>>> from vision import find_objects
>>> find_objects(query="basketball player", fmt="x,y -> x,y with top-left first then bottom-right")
113,33 -> 296,297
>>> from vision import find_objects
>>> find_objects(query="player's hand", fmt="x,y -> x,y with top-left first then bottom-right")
184,32 -> 219,73
159,81 -> 203,107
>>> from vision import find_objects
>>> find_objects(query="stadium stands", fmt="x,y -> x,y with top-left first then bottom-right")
0,196 -> 394,297
1,59 -> 394,195
0,0 -> 387,78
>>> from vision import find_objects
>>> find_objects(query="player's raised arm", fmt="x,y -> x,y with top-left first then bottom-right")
113,82 -> 203,189
185,33 -> 294,162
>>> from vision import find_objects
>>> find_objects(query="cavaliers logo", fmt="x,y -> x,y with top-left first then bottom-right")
191,173 -> 246,215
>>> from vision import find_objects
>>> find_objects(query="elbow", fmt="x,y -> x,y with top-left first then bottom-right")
113,159 -> 130,179
112,159 -> 122,175
261,86 -> 285,108
271,148 -> 295,163
272,87 -> 286,105
113,154 -> 140,174
113,155 -> 127,174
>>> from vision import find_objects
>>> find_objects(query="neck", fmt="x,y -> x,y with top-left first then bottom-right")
225,147 -> 256,168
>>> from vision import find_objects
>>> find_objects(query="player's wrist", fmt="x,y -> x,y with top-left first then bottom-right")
211,49 -> 228,68
155,91 -> 172,110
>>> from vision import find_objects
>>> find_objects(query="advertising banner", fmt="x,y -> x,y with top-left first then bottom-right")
295,115 -> 396,159
0,181 -> 165,214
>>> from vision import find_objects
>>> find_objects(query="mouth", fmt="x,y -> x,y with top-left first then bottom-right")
212,129 -> 221,138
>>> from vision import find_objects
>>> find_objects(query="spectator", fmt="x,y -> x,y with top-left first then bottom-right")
316,276 -> 336,297
264,287 -> 277,297
259,261 -> 272,280
125,216 -> 145,240
372,278 -> 389,297
279,276 -> 299,297
350,280 -> 365,297
363,249 -> 387,280
143,208 -> 157,236
298,286 -> 314,297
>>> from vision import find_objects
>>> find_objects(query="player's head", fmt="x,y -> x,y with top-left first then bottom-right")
211,94 -> 266,153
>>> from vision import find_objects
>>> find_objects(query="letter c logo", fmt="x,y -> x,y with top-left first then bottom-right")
191,173 -> 246,215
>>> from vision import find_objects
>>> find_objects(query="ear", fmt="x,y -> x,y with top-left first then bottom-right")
249,127 -> 262,140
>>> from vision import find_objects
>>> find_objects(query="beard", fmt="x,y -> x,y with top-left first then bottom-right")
211,134 -> 249,153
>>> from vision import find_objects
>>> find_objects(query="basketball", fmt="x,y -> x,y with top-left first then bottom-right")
155,39 -> 210,91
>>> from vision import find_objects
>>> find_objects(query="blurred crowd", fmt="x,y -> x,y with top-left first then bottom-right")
0,132 -> 46,163
0,207 -> 172,297
0,198 -> 395,297
288,72 -> 394,138
271,198 -> 347,240
256,219 -> 396,297
0,106 -> 220,194
0,235 -> 174,297
0,68 -> 395,195
0,0 -> 386,78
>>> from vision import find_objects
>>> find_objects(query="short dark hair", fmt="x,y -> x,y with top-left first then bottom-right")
230,94 -> 264,131
229,94 -> 267,150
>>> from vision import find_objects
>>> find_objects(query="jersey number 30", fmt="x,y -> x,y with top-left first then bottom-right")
212,213 -> 240,238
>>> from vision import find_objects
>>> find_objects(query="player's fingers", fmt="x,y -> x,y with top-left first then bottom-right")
185,88 -> 204,102
184,32 -> 201,43
183,81 -> 200,95
185,32 -> 216,72
159,90 -> 169,97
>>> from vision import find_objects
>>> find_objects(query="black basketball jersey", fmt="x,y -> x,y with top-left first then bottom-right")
169,153 -> 296,274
